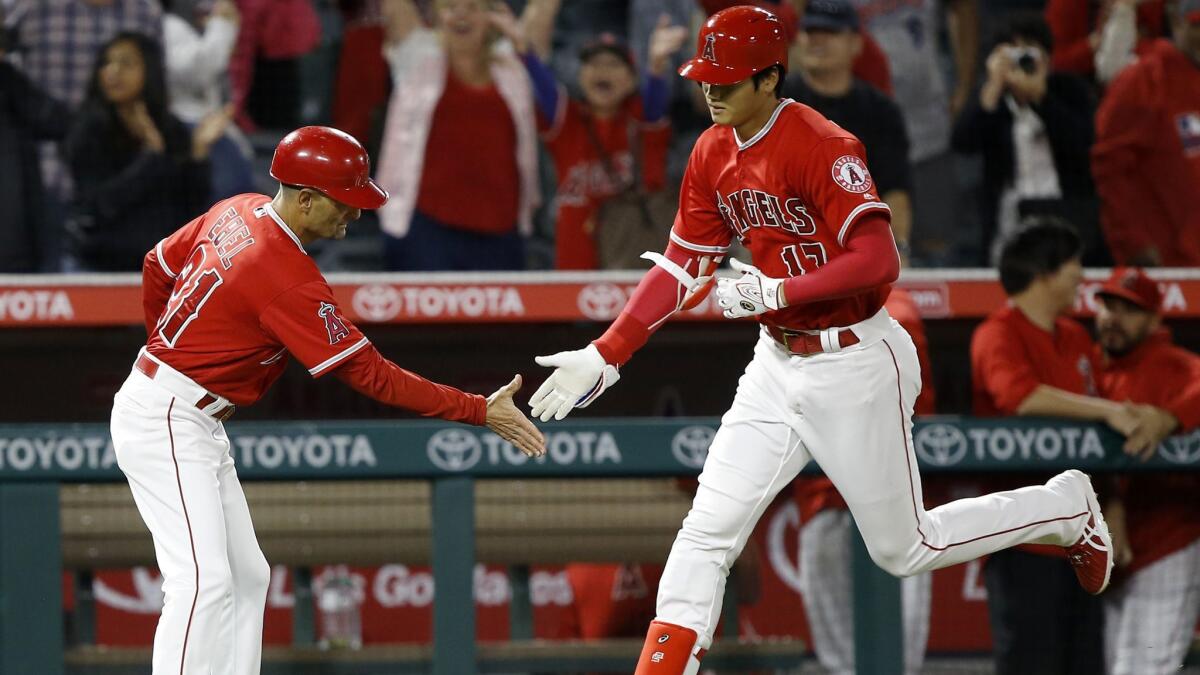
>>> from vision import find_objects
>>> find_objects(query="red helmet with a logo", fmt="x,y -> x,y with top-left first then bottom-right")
679,5 -> 789,85
270,126 -> 389,210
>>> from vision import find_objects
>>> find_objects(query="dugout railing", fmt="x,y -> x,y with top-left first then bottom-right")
0,417 -> 1197,674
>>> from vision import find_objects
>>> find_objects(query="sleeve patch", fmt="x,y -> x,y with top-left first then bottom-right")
319,302 -> 351,345
831,155 -> 874,194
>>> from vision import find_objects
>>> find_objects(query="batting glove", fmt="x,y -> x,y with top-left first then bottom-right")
529,344 -> 620,422
716,258 -> 786,319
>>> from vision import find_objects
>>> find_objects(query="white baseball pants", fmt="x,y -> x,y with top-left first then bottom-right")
1104,537 -> 1200,675
799,509 -> 931,675
110,359 -> 270,675
655,309 -> 1093,650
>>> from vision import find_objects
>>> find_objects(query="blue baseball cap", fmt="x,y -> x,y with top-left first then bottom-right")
804,0 -> 860,32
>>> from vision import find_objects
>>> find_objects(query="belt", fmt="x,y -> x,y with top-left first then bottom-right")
766,324 -> 860,357
134,353 -> 237,422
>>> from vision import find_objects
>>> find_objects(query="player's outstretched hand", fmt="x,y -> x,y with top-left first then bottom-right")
529,345 -> 620,422
716,257 -> 786,319
486,375 -> 546,458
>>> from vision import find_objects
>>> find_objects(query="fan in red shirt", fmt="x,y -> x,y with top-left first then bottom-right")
1091,2 -> 1200,266
499,3 -> 683,270
529,9 -> 1123,674
112,126 -> 544,675
1091,267 -> 1200,675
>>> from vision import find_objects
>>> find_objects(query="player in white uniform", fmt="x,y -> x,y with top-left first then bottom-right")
528,7 -> 1114,673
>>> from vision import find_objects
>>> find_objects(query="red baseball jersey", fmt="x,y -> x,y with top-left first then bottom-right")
1098,330 -> 1200,577
671,99 -> 892,330
542,96 -> 671,270
971,305 -> 1099,417
142,194 -> 371,406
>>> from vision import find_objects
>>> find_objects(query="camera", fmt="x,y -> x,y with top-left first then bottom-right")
1005,46 -> 1041,75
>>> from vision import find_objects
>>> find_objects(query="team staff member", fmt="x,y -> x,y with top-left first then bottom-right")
970,220 -> 1176,674
530,9 -> 1114,673
1091,0 -> 1200,266
1092,268 -> 1200,675
111,126 -> 544,675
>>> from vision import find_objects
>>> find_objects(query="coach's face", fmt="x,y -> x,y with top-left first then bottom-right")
299,189 -> 361,241
1096,295 -> 1159,357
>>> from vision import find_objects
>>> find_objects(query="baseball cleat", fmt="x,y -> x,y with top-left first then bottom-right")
1063,470 -> 1113,594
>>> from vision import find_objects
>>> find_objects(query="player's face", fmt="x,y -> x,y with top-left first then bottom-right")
1043,257 -> 1083,314
435,0 -> 491,52
579,53 -> 637,113
1096,295 -> 1158,357
799,28 -> 861,76
99,39 -> 146,106
304,190 -> 361,241
700,74 -> 774,127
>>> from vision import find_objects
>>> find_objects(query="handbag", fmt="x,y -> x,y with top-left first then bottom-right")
583,113 -> 677,270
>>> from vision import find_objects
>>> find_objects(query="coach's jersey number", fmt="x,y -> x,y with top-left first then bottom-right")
158,247 -> 223,347
781,243 -> 827,276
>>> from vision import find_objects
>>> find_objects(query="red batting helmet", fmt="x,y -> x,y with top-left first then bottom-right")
679,5 -> 789,85
270,126 -> 389,210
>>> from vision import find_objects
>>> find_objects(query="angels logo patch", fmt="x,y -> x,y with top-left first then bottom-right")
318,302 -> 350,345
831,155 -> 873,194
1177,112 -> 1200,155
702,33 -> 717,62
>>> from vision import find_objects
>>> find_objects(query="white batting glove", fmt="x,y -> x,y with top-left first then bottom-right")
716,258 -> 786,319
529,344 -> 621,422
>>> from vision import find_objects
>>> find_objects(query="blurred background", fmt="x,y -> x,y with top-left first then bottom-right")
1,0 -> 1198,673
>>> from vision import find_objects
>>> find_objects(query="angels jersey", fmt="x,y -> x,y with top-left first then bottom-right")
143,194 -> 369,406
672,98 -> 893,330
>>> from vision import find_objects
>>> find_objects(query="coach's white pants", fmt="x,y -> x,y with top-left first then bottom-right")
799,509 -> 930,675
111,366 -> 270,675
1104,537 -> 1200,675
656,310 -> 1092,649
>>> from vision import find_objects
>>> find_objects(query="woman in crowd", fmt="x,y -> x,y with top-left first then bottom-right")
63,32 -> 228,271
376,0 -> 539,271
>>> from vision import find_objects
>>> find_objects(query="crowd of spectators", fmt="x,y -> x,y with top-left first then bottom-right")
1,0 -> 1198,272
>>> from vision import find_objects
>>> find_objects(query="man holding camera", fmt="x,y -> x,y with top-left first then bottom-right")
951,13 -> 1099,265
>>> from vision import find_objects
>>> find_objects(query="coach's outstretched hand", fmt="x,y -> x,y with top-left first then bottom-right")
486,375 -> 546,458
530,345 -> 620,422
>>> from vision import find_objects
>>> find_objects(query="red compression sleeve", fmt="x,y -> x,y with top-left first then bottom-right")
780,214 -> 899,306
334,345 -> 488,425
593,243 -> 713,366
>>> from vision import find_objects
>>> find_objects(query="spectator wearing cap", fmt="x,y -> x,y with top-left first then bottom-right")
375,0 -> 539,271
505,1 -> 687,269
1092,268 -> 1200,675
1092,0 -> 1200,266
782,0 -> 913,263
951,13 -> 1100,265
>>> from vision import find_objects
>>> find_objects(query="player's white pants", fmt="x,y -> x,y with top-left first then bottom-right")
655,309 -> 1092,650
799,509 -> 930,675
1103,537 -> 1200,675
111,365 -> 270,675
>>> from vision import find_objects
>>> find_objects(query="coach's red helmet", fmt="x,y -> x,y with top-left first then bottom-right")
679,5 -> 789,86
270,126 -> 389,210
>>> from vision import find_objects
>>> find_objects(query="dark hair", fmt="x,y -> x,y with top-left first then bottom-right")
989,11 -> 1054,52
81,32 -> 179,156
752,64 -> 786,98
997,217 -> 1082,295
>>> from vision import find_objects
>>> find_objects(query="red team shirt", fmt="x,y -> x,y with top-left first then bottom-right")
670,99 -> 893,331
141,194 -> 486,423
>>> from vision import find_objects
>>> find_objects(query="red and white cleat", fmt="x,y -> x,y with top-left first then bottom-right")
1064,470 -> 1113,595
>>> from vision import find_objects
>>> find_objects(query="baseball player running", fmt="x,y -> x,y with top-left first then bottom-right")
111,126 -> 544,674
529,7 -> 1112,673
